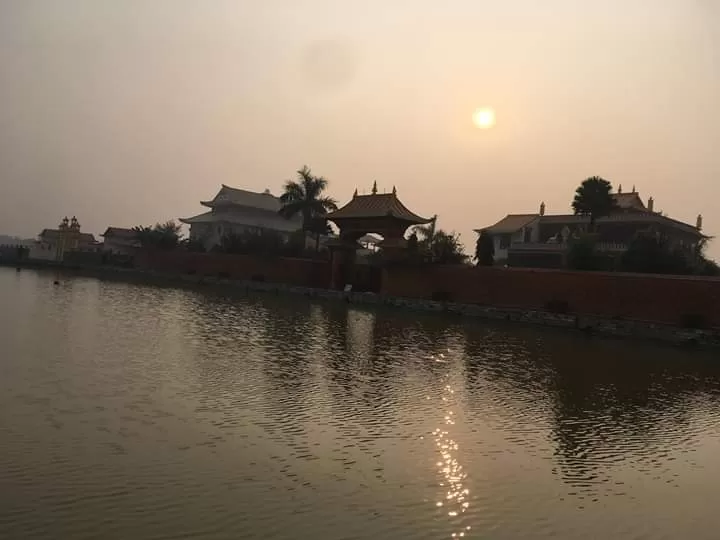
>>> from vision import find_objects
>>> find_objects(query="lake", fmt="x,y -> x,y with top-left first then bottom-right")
1,266 -> 720,539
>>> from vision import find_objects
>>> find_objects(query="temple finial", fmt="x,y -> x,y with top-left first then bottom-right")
632,185 -> 636,193
540,201 -> 546,216
371,181 -> 378,195
392,185 -> 397,195
618,184 -> 622,194
353,188 -> 358,197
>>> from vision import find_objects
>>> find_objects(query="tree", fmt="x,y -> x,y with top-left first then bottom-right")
571,176 -> 617,229
475,230 -> 495,266
429,230 -> 468,265
133,221 -> 182,250
620,233 -> 691,275
567,235 -> 601,271
279,165 -> 338,250
692,237 -> 720,276
412,215 -> 438,250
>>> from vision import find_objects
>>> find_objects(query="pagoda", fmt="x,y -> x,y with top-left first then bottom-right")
325,182 -> 432,290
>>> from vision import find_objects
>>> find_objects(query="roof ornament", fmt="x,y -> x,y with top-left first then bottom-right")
632,185 -> 636,193
697,214 -> 703,231
392,185 -> 397,195
540,201 -> 546,216
353,188 -> 358,198
371,181 -> 378,195
618,184 -> 622,194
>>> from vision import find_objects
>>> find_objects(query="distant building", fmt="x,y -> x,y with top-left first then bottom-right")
476,188 -> 706,268
101,227 -> 139,256
180,185 -> 303,251
29,217 -> 98,261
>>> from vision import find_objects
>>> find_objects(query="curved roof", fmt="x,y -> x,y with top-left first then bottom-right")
612,192 -> 646,211
201,185 -> 281,212
476,214 -> 539,234
327,192 -> 431,224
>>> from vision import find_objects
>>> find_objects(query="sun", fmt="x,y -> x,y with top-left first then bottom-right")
472,107 -> 496,129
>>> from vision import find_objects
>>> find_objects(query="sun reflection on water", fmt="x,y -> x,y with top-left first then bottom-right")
431,352 -> 471,539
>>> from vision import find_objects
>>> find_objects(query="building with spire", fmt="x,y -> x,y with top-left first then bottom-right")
29,216 -> 97,261
476,188 -> 706,268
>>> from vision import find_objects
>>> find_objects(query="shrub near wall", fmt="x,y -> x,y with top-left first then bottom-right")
135,250 -> 331,289
382,265 -> 720,329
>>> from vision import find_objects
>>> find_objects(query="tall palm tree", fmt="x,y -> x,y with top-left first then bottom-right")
279,165 -> 337,250
571,176 -> 616,230
411,215 -> 438,249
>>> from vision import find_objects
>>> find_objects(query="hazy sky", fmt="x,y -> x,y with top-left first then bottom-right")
1,1 -> 718,255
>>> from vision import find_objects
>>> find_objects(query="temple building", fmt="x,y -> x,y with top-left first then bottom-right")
476,187 -> 706,268
29,216 -> 97,261
326,183 -> 432,291
180,185 -> 303,251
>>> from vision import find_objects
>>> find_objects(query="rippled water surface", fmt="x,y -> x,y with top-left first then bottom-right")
2,268 -> 720,539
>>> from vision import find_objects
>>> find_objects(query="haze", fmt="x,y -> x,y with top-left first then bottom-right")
1,1 -> 718,256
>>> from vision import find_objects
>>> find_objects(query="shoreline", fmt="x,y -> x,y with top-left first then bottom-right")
4,260 -> 720,349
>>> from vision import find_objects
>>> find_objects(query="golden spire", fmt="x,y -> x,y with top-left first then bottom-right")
371,181 -> 378,195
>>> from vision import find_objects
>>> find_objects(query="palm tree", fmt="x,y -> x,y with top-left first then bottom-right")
411,215 -> 438,250
571,176 -> 616,230
279,165 -> 337,250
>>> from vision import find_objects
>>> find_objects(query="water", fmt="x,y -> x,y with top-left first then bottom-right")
1,267 -> 720,539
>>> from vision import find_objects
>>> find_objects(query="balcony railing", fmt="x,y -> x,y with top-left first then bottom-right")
509,241 -> 629,252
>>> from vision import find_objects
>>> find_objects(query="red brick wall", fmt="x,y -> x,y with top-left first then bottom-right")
382,265 -> 720,328
135,251 -> 331,288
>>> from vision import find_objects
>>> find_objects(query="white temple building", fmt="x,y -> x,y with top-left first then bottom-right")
180,185 -> 303,251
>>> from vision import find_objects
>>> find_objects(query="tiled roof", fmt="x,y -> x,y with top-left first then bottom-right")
39,229 -> 96,244
201,185 -> 282,212
179,210 -> 301,233
327,193 -> 431,224
538,213 -> 703,236
101,227 -> 136,239
476,214 -> 539,234
612,192 -> 646,211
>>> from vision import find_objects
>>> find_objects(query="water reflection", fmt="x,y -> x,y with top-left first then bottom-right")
4,268 -> 720,539
463,323 -> 720,502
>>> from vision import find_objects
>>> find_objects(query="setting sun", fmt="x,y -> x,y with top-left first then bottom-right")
472,107 -> 496,129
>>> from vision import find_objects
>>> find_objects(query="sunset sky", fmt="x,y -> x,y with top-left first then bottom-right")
1,1 -> 718,255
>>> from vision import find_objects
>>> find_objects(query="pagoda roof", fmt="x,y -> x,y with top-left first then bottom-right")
201,185 -> 282,212
327,191 -> 431,224
612,192 -> 646,211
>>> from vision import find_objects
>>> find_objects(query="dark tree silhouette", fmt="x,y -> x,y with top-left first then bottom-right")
475,231 -> 495,266
279,165 -> 337,250
571,176 -> 616,229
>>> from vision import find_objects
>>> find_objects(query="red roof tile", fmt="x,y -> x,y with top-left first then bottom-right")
327,192 -> 431,224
